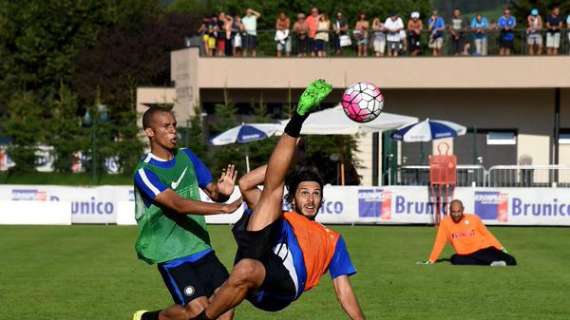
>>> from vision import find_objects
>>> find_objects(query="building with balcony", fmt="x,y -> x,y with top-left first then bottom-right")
138,47 -> 570,185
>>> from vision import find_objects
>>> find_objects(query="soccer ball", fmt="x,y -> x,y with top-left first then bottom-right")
341,82 -> 384,123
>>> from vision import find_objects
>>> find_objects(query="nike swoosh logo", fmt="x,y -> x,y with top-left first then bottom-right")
171,168 -> 187,190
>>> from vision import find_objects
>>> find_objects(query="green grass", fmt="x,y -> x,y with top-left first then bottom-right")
1,225 -> 569,319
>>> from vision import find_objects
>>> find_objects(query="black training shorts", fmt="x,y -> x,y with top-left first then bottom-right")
232,212 -> 297,311
157,251 -> 229,305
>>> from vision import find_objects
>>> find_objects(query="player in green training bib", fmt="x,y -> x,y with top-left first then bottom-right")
132,106 -> 242,320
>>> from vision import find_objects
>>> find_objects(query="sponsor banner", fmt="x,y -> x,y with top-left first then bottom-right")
0,185 -> 129,224
474,188 -> 570,225
0,185 -> 569,225
0,201 -> 71,225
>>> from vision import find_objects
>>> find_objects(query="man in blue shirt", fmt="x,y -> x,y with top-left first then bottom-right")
471,13 -> 489,56
498,8 -> 516,56
428,10 -> 446,56
545,6 -> 563,55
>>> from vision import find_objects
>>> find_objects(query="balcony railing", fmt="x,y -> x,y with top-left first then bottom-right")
195,29 -> 570,58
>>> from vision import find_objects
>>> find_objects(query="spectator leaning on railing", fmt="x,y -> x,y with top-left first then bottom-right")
385,13 -> 404,57
306,7 -> 320,56
566,13 -> 570,54
398,14 -> 408,54
449,9 -> 468,56
275,12 -> 291,57
231,15 -> 244,56
428,10 -> 445,56
354,13 -> 370,57
293,13 -> 309,57
526,8 -> 543,56
545,6 -> 563,55
333,12 -> 349,56
408,11 -> 423,56
242,8 -> 261,57
315,13 -> 331,57
471,13 -> 489,56
371,17 -> 386,57
498,8 -> 516,56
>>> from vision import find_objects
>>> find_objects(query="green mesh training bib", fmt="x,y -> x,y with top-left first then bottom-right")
134,149 -> 211,264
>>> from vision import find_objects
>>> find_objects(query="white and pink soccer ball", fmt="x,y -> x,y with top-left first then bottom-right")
341,82 -> 384,123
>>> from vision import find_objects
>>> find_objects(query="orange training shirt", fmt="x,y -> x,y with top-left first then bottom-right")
428,214 -> 503,263
283,211 -> 340,291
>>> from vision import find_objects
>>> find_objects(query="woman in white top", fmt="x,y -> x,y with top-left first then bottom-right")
371,18 -> 386,57
315,13 -> 331,57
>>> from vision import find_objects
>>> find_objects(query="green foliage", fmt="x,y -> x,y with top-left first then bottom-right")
183,106 -> 208,160
1,93 -> 44,172
170,0 -> 432,29
303,134 -> 361,185
112,109 -> 145,175
49,84 -> 87,172
511,0 -> 570,22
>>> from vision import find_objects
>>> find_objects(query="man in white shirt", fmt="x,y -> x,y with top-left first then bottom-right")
384,13 -> 404,57
242,8 -> 261,57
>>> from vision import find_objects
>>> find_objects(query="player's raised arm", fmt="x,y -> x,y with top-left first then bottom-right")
238,164 -> 267,209
155,189 -> 242,216
332,275 -> 365,320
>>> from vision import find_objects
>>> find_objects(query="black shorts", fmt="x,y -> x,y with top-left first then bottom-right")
232,213 -> 297,311
157,251 -> 229,305
244,34 -> 257,50
500,33 -> 514,49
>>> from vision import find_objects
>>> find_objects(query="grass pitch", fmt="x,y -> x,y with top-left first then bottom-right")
1,225 -> 568,319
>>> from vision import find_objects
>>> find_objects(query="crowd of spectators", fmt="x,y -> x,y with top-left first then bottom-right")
197,6 -> 570,57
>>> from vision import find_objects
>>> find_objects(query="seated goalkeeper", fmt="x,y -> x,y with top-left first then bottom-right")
420,199 -> 517,266
193,80 -> 365,320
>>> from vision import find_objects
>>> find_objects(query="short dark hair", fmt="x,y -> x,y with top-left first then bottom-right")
142,106 -> 173,129
285,166 -> 325,208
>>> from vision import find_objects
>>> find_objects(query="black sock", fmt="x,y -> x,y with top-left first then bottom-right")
141,310 -> 161,320
284,112 -> 309,137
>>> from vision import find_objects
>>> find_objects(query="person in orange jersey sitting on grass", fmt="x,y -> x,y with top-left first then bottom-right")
419,199 -> 517,266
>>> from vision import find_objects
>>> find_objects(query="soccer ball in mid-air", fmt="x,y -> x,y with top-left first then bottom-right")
341,82 -> 384,123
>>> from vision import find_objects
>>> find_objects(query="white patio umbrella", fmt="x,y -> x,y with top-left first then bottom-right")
210,123 -> 282,172
279,105 -> 418,135
278,106 -> 418,184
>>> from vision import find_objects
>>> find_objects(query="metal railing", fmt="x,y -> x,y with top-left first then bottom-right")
386,164 -> 570,188
390,165 -> 485,187
196,29 -> 570,57
487,165 -> 570,187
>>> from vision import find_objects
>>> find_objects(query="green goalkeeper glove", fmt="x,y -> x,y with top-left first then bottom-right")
296,79 -> 333,116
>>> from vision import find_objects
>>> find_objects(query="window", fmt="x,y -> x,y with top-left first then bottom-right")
559,133 -> 570,145
487,131 -> 516,145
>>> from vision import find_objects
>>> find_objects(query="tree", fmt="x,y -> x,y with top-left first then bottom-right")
49,84 -> 87,172
73,11 -> 200,110
511,0 -> 570,22
1,93 -> 44,172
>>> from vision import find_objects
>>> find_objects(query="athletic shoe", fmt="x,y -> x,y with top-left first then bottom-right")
132,310 -> 147,320
490,261 -> 507,267
297,79 -> 333,116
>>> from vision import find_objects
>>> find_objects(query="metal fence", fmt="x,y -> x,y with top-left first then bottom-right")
387,164 -> 570,187
487,165 -> 570,187
389,165 -> 485,187
197,29 -> 570,57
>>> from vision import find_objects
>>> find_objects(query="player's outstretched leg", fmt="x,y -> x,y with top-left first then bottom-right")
246,79 -> 332,232
195,80 -> 332,320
